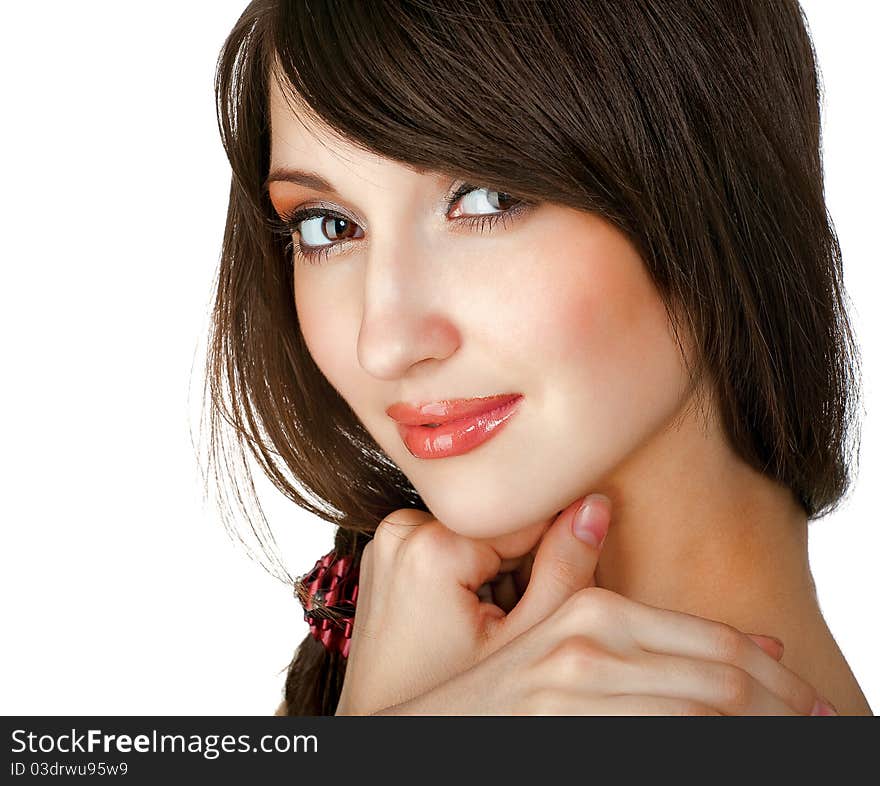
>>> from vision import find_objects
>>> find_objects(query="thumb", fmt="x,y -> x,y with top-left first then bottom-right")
497,493 -> 611,646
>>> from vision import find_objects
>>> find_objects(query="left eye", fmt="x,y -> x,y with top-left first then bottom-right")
448,186 -> 521,218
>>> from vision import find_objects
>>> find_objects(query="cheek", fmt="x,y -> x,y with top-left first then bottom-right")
522,216 -> 689,453
293,266 -> 357,395
514,223 -> 671,371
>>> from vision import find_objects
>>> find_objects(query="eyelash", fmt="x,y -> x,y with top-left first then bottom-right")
268,183 -> 532,265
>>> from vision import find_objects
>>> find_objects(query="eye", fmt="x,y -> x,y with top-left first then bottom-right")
295,210 -> 365,264
271,183 -> 532,265
262,204 -> 363,265
446,184 -> 523,220
301,214 -> 362,245
442,184 -> 532,241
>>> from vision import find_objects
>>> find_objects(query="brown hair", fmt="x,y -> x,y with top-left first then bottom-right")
205,0 -> 863,715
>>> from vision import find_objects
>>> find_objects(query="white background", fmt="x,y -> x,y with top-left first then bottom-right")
1,2 -> 876,715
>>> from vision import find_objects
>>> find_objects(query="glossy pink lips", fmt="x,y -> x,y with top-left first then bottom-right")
387,394 -> 523,459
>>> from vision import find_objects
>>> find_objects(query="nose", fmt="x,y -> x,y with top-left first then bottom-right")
355,233 -> 461,380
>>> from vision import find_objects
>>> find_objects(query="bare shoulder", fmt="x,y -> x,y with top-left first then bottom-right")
274,699 -> 287,716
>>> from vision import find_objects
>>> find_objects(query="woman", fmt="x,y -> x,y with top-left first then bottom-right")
207,0 -> 872,715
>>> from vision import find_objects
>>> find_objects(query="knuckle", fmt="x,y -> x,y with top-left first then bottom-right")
715,664 -> 752,711
372,521 -> 402,552
710,623 -> 747,665
551,636 -> 599,670
566,586 -> 617,629
544,636 -> 618,688
405,521 -> 448,555
372,509 -> 428,554
401,523 -> 454,576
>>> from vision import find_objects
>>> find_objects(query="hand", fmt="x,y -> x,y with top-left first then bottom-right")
377,583 -> 830,715
336,494 -> 813,715
336,494 -> 604,715
334,501 -> 558,715
368,494 -> 829,715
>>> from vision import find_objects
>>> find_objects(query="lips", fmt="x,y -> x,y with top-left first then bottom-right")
387,394 -> 524,460
386,393 -> 522,426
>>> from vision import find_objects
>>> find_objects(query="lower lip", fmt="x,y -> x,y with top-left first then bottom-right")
396,395 -> 523,459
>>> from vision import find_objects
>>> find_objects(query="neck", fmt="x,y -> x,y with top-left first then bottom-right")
592,393 -> 817,631
510,384 -> 871,714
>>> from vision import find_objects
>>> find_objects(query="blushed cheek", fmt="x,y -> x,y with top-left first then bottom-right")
516,220 -> 640,373
527,211 -> 687,426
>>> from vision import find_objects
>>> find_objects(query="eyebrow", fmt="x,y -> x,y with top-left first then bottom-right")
263,167 -> 341,196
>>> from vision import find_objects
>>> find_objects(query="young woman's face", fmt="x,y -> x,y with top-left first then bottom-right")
268,77 -> 694,542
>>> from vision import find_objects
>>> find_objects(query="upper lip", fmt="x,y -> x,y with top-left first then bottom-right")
385,393 -> 522,426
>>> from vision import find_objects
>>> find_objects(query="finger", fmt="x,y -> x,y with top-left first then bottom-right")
363,509 -> 434,614
372,508 -> 435,556
499,494 -> 611,646
388,518 -> 508,610
613,600 -> 817,715
598,695 -> 723,716
624,651 -> 806,715
489,572 -> 519,613
517,693 -> 723,716
512,551 -> 536,597
370,510 -> 492,611
475,581 -> 494,604
745,634 -> 784,661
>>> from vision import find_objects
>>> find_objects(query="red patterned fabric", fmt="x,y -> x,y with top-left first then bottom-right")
296,551 -> 360,658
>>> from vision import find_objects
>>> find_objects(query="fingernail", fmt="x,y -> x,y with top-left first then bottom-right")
760,634 -> 785,655
747,634 -> 784,659
572,494 -> 610,547
811,697 -> 838,716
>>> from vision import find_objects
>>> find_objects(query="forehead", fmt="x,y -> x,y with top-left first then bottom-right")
266,70 -> 447,211
268,72 -> 394,182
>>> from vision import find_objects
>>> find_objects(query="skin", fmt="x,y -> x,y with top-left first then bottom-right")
267,74 -> 872,715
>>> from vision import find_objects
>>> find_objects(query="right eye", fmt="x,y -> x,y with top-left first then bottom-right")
298,212 -> 364,248
280,206 -> 366,264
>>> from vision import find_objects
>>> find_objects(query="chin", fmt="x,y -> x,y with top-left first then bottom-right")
419,490 -> 557,555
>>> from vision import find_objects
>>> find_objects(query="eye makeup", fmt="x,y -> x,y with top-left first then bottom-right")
266,182 -> 534,265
